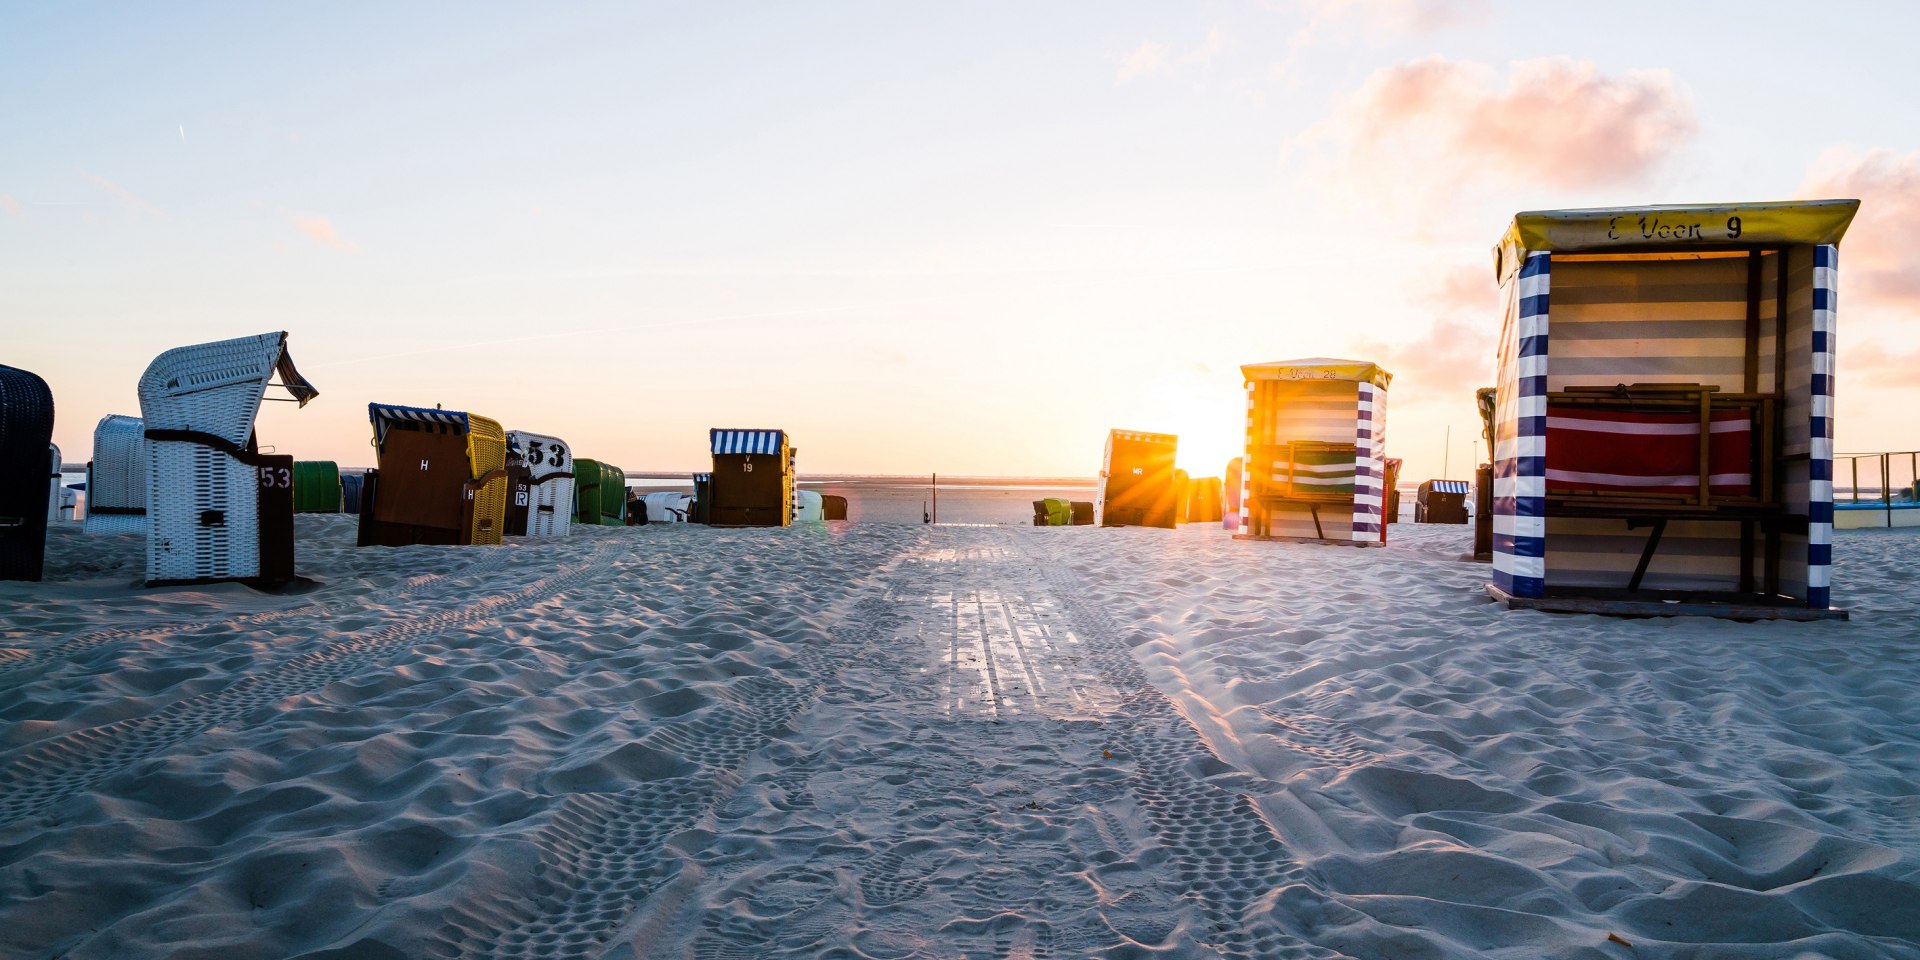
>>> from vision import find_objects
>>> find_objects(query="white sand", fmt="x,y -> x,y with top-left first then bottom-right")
1,517 -> 1916,958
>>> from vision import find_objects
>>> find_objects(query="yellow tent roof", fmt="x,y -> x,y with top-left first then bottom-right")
1495,199 -> 1859,281
1241,358 -> 1391,389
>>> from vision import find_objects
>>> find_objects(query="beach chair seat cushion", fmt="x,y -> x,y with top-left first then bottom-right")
1545,406 -> 1753,497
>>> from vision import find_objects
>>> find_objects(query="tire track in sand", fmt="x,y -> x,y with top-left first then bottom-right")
1012,531 -> 1356,960
0,545 -> 615,828
425,540 -> 920,960
0,545 -> 522,678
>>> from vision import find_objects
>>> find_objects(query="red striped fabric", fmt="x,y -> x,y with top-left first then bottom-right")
1545,406 -> 1752,496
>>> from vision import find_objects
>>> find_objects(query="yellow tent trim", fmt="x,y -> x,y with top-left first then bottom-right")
1241,357 -> 1392,389
1495,199 -> 1859,282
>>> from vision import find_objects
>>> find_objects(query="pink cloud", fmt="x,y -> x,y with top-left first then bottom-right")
1116,42 -> 1169,83
1351,314 -> 1494,401
1800,148 -> 1920,312
1287,56 -> 1696,205
0,194 -> 19,216
288,212 -> 361,254
78,171 -> 162,218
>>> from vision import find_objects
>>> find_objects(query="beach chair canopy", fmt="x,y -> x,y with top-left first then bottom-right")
139,332 -> 316,443
711,429 -> 786,455
1493,200 -> 1861,283
370,403 -> 471,449
1429,480 -> 1469,495
1241,358 -> 1392,389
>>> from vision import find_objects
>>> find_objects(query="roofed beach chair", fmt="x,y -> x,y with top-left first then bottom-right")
358,404 -> 509,547
1416,479 -> 1470,524
793,488 -> 825,523
1097,430 -> 1179,528
340,472 -> 365,515
293,461 -> 342,513
707,430 -> 793,527
691,472 -> 713,524
3,365 -> 55,582
822,493 -> 848,521
571,458 -> 627,526
84,414 -> 148,534
138,332 -> 318,587
504,430 -> 574,537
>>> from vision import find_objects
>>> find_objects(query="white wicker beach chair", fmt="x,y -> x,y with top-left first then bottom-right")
793,488 -> 824,523
505,429 -> 574,538
83,414 -> 147,534
137,332 -> 318,587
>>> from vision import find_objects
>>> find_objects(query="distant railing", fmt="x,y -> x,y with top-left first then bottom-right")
1832,451 -> 1920,523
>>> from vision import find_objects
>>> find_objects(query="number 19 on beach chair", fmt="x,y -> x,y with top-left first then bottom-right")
137,332 -> 319,587
357,404 -> 509,547
0,364 -> 56,582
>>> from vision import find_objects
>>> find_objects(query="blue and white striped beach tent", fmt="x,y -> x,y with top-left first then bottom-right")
1236,358 -> 1392,545
1487,200 -> 1858,618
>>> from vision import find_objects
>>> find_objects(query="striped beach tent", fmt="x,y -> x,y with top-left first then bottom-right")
1236,359 -> 1391,545
1487,200 -> 1858,619
357,403 -> 509,547
706,429 -> 793,527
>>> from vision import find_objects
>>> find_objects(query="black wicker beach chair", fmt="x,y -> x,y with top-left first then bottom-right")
0,364 -> 56,581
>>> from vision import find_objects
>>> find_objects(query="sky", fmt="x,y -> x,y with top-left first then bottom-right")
5,0 -> 1919,481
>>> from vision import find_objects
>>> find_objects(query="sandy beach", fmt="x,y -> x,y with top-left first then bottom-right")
2,507 -> 1915,959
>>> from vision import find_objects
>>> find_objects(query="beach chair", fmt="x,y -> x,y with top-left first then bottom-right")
3,365 -> 55,582
48,444 -> 68,521
641,491 -> 693,523
822,494 -> 848,521
340,472 -> 365,515
1223,457 -> 1243,532
1416,480 -> 1469,524
83,414 -> 148,534
1097,430 -> 1178,528
504,430 -> 574,537
1032,497 -> 1072,526
793,489 -> 825,523
1186,476 -> 1224,523
1070,501 -> 1094,525
138,332 -> 318,587
1486,200 -> 1858,618
691,472 -> 713,524
357,404 -> 508,547
570,458 -> 626,526
1237,359 -> 1391,546
293,461 -> 342,513
707,430 -> 793,527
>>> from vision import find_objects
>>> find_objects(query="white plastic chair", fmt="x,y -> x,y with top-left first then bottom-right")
137,332 -> 317,586
83,414 -> 147,534
506,429 -> 575,537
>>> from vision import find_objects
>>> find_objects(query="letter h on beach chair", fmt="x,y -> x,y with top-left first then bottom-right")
84,414 -> 148,535
137,332 -> 319,587
0,363 -> 57,582
358,404 -> 509,547
504,430 -> 574,537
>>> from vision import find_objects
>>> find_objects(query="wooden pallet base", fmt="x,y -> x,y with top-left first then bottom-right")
1486,584 -> 1847,621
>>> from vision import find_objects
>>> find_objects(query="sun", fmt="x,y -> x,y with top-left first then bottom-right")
1119,376 -> 1245,482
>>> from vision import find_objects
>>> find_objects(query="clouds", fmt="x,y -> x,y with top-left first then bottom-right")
287,212 -> 360,253
79,171 -> 163,219
1800,148 -> 1920,312
1287,56 -> 1696,207
1115,27 -> 1227,84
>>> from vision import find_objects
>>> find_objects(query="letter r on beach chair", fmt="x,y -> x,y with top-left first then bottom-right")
137,332 -> 318,587
505,430 -> 574,537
